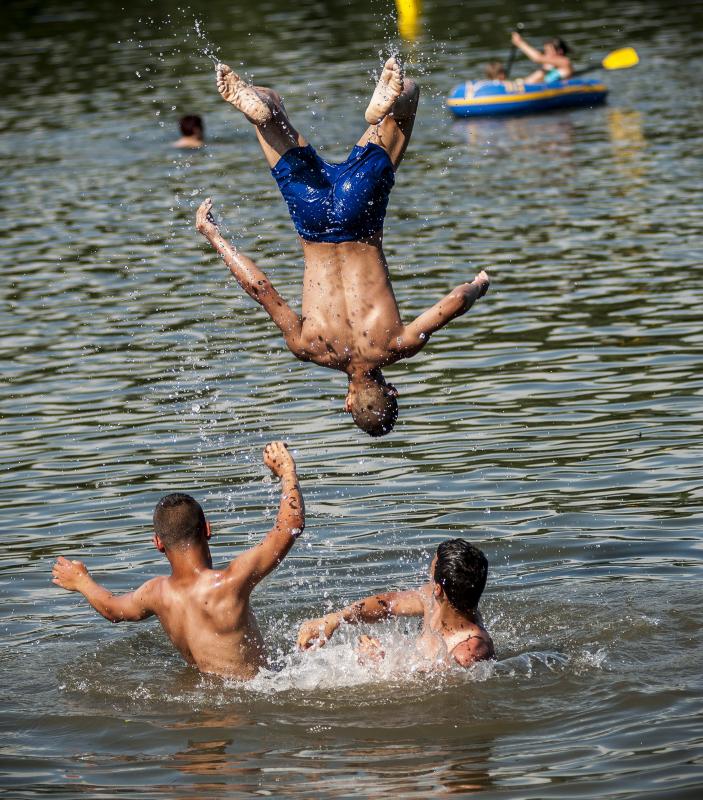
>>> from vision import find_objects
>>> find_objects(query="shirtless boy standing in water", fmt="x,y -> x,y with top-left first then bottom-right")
51,442 -> 303,680
297,539 -> 494,668
197,57 -> 490,436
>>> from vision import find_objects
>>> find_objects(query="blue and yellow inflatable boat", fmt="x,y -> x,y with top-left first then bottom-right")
447,78 -> 608,117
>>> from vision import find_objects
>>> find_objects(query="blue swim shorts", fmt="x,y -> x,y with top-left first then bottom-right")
270,142 -> 395,243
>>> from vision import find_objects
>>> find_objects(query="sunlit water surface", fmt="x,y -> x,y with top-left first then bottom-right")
1,0 -> 702,797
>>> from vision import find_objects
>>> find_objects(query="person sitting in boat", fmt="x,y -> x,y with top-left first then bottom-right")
510,32 -> 573,85
482,61 -> 523,92
484,61 -> 507,81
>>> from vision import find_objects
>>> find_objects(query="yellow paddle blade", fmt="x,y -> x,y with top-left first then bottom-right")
602,47 -> 639,70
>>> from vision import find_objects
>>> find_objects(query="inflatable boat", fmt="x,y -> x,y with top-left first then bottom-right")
446,78 -> 608,117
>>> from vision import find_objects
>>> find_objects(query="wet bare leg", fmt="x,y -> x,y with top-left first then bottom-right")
216,63 -> 307,168
357,77 -> 420,170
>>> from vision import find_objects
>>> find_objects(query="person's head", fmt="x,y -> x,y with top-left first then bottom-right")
152,493 -> 209,553
344,374 -> 398,437
484,61 -> 506,80
179,114 -> 204,140
432,539 -> 488,614
544,37 -> 570,57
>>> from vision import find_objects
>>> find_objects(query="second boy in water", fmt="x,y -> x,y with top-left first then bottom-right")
297,538 -> 494,668
196,56 -> 489,437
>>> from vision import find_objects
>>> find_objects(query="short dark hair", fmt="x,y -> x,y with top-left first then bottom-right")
153,493 -> 206,550
548,37 -> 570,55
179,114 -> 203,137
350,381 -> 398,437
434,539 -> 488,613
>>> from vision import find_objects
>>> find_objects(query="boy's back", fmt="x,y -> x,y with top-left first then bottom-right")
142,568 -> 264,679
52,442 -> 303,680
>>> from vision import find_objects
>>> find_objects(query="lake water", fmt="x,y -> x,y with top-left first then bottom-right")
1,0 -> 702,797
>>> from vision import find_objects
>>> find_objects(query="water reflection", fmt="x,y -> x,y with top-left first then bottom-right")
606,108 -> 648,186
451,113 -> 575,160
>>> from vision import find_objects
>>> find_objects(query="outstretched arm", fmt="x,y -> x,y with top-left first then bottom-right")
297,588 -> 425,650
51,557 -> 158,623
226,442 -> 304,591
196,199 -> 303,352
511,32 -> 570,69
396,270 -> 489,356
511,32 -> 547,65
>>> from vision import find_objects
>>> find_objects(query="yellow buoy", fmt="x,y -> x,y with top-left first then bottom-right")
396,0 -> 421,42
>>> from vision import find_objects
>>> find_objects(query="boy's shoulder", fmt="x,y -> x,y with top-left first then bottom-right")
451,632 -> 494,667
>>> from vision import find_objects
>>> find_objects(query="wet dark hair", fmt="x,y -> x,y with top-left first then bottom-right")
350,381 -> 398,437
547,37 -> 570,56
434,539 -> 488,613
153,493 -> 206,550
179,114 -> 203,137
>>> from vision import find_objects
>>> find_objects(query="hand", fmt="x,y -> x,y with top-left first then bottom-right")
195,197 -> 219,237
263,441 -> 296,479
297,614 -> 340,650
454,270 -> 490,307
52,556 -> 90,592
356,634 -> 385,665
511,31 -> 523,46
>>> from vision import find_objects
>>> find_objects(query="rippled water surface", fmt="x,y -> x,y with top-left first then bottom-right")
2,0 -> 702,797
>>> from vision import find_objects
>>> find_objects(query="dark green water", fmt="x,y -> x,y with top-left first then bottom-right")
1,0 -> 702,797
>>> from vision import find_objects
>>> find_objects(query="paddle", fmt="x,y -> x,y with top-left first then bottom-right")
573,46 -> 639,76
504,22 -> 523,78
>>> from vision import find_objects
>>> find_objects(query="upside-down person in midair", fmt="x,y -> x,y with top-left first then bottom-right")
196,56 -> 489,437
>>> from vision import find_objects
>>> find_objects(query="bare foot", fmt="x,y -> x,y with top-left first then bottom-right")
356,634 -> 385,665
216,63 -> 272,125
472,270 -> 490,298
365,56 -> 404,124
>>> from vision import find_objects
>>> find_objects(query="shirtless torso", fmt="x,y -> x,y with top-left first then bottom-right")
297,237 -> 403,369
128,565 -> 268,679
198,206 -> 487,378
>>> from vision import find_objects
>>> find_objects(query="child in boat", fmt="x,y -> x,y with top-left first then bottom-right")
51,442 -> 303,680
196,55 -> 490,437
511,32 -> 573,84
174,114 -> 204,148
484,60 -> 507,80
482,61 -> 523,92
297,539 -> 494,668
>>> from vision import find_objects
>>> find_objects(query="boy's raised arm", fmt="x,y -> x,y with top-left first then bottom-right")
196,199 -> 303,352
396,270 -> 489,356
227,441 -> 304,591
297,589 -> 425,650
51,557 -> 158,623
